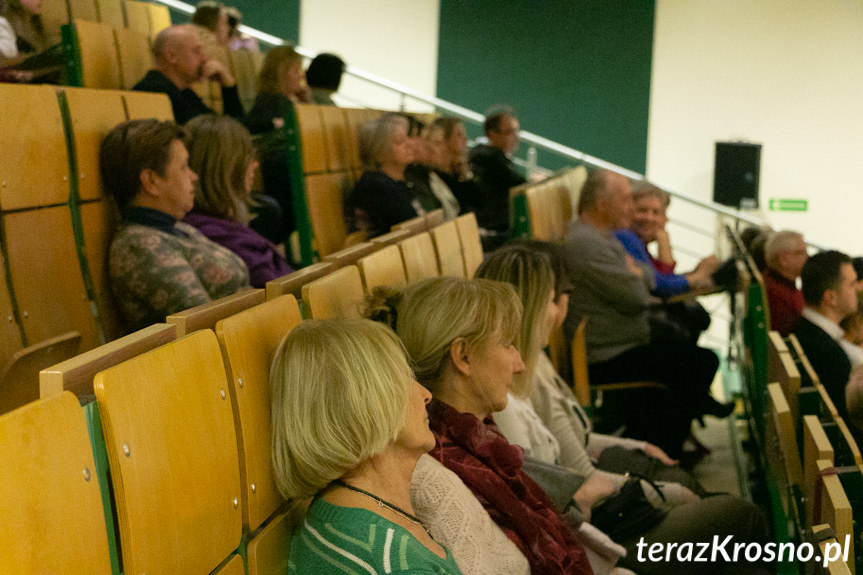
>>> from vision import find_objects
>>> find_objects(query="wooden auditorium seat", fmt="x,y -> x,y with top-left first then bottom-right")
358,244 -> 407,292
69,0 -> 100,22
294,104 -> 329,174
122,0 -> 155,37
765,383 -> 803,519
399,231 -> 440,282
215,294 -> 302,532
525,178 -> 572,241
804,415 -> 835,526
430,220 -> 466,278
41,0 -> 73,46
0,255 -> 22,371
302,265 -> 365,319
96,0 -> 125,28
425,208 -> 445,230
94,330 -> 242,574
811,524 -> 853,575
0,392 -> 112,574
40,323 -> 176,399
813,459 -> 854,567
767,330 -> 802,425
320,105 -> 351,172
0,331 -> 81,414
122,90 -> 173,120
147,2 -> 172,36
304,172 -> 353,257
68,19 -> 122,89
213,554 -> 245,575
369,228 -> 412,248
166,288 -> 265,337
114,26 -> 152,90
323,241 -> 379,267
392,214 -> 427,235
455,212 -> 483,277
246,511 -> 294,575
265,262 -> 335,301
227,49 -> 260,113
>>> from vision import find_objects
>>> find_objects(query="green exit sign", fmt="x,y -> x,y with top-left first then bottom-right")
769,199 -> 808,212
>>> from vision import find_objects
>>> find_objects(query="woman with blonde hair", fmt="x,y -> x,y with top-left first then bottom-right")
243,45 -> 309,134
270,318 -> 463,574
183,115 -> 291,287
366,277 -> 597,574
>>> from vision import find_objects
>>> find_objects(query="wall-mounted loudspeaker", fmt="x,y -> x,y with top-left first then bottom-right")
713,142 -> 761,209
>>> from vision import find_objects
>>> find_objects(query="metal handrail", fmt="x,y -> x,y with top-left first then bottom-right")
153,0 -> 769,232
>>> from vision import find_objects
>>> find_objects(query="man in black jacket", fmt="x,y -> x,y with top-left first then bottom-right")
133,25 -> 242,125
794,250 -> 861,419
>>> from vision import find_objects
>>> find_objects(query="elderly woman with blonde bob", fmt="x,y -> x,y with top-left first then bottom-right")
270,318 -> 463,574
366,277 -> 595,574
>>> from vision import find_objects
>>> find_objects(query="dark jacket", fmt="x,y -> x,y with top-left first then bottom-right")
133,69 -> 243,125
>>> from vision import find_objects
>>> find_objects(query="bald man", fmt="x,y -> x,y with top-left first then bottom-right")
562,169 -> 728,458
133,24 -> 242,124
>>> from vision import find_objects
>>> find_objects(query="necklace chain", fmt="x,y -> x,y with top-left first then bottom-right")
333,479 -> 436,541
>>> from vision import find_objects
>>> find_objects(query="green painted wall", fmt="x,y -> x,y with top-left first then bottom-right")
437,1 -> 655,173
170,1 -> 300,46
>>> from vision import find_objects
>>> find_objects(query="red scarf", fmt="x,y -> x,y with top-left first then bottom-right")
428,399 -> 594,575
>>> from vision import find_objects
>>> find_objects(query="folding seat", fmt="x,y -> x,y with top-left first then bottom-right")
302,265 -> 364,319
455,212 -> 484,277
0,331 -> 80,414
358,244 -> 407,292
399,231 -> 439,282
430,220 -> 466,278
114,26 -> 152,89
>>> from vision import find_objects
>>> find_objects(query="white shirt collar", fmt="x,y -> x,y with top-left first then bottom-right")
802,307 -> 863,366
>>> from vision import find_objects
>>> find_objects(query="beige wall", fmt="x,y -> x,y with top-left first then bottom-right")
648,0 -> 863,256
299,0 -> 439,112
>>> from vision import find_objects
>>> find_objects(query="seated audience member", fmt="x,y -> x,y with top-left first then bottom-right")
243,45 -> 308,134
841,258 -> 863,346
270,319 -> 464,574
615,184 -> 719,298
224,7 -> 258,52
134,24 -> 242,125
366,277 -> 596,575
346,113 -> 423,238
433,117 -> 481,215
305,52 -> 344,106
476,243 -> 771,575
5,0 -> 46,56
182,115 -> 292,288
563,169 -> 730,457
403,116 -> 460,219
469,105 -> 526,248
191,1 -> 229,50
100,119 -> 249,331
763,230 -> 807,335
794,250 -> 863,420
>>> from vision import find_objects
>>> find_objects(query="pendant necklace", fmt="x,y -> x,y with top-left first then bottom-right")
333,479 -> 436,541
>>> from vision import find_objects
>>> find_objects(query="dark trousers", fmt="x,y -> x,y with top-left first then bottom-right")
588,342 -> 719,458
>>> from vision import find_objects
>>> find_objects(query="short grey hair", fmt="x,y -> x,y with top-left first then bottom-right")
358,113 -> 408,172
765,230 -> 803,269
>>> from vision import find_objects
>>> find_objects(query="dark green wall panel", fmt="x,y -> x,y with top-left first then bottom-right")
437,0 -> 654,173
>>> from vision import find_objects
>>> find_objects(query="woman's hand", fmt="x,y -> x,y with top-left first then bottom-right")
642,443 -> 678,466
572,470 -> 621,521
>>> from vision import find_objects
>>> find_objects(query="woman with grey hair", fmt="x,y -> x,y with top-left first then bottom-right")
346,112 -> 424,238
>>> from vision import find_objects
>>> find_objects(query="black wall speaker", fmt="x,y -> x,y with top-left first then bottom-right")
713,142 -> 761,209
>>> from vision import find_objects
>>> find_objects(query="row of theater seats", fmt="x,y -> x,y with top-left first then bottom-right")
729,226 -> 860,574
43,0 -> 170,47
0,203 -> 484,573
510,164 -> 588,242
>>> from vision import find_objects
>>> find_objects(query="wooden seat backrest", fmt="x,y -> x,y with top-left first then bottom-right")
342,108 -> 365,170
392,215 -> 427,235
3,206 -> 101,352
425,208 -> 445,229
358,244 -> 407,292
114,26 -> 152,90
166,288 -> 265,337
41,323 -> 176,399
834,417 -> 863,464
295,103 -> 328,174
320,105 -> 351,172
123,90 -> 173,121
265,262 -> 335,301
94,330 -> 242,574
215,294 -> 302,532
767,330 -> 802,423
526,179 -> 571,241
227,49 -> 258,112
74,19 -> 122,89
147,2 -> 171,36
213,554 -> 245,575
0,331 -> 81,414
0,392 -> 112,574
302,265 -> 364,319
69,0 -> 100,21
304,172 -> 351,257
812,523 -> 854,575
455,212 -> 483,277
42,0 -> 72,45
0,84 -> 69,210
122,0 -> 152,36
815,459 -> 854,564
96,0 -> 125,28
322,241 -> 379,267
560,165 -> 588,219
399,231 -> 440,282
247,510 -> 295,575
369,228 -> 412,247
431,221 -> 466,278
804,415 -> 835,526
766,383 -> 804,499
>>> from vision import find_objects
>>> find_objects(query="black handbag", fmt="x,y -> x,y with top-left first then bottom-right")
589,475 -> 667,542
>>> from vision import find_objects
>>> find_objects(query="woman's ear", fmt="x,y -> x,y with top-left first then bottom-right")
449,337 -> 471,377
139,168 -> 160,198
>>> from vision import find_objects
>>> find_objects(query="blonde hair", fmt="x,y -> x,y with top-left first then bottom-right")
185,115 -> 255,223
270,319 -> 412,499
475,245 -> 555,398
366,277 -> 522,394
